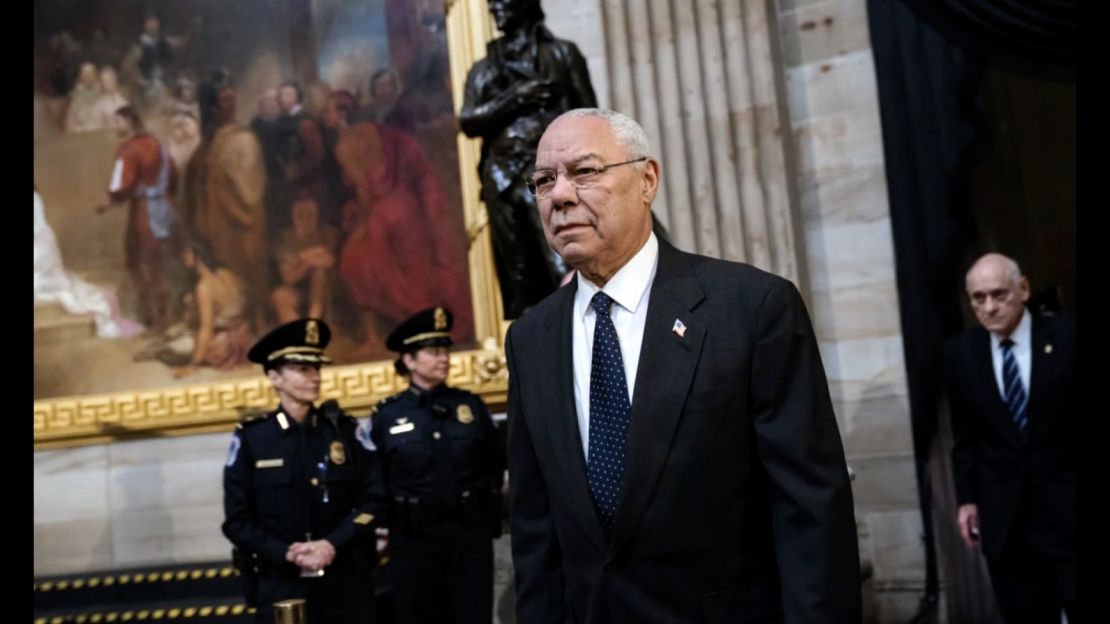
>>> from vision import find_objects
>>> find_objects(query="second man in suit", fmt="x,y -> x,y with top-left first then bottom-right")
944,253 -> 1076,623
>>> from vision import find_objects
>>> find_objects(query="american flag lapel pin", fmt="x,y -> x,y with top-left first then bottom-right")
672,319 -> 687,338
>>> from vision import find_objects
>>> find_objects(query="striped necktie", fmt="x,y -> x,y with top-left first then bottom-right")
1000,338 -> 1028,435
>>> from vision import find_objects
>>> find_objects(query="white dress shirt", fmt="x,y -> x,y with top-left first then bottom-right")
572,233 -> 659,459
990,308 -> 1032,400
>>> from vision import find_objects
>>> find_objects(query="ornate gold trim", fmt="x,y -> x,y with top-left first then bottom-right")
34,338 -> 507,450
33,0 -> 508,451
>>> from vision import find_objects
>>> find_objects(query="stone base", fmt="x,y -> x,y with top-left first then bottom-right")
34,302 -> 96,346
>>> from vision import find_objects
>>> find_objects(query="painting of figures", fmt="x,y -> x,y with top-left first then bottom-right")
34,0 -> 479,400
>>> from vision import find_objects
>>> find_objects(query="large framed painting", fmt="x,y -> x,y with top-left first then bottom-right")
33,0 -> 506,449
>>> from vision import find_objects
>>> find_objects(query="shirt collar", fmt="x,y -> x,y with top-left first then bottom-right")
576,232 -> 659,317
990,307 -> 1032,350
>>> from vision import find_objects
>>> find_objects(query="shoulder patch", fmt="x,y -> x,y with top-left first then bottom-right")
226,434 -> 242,467
355,417 -> 376,451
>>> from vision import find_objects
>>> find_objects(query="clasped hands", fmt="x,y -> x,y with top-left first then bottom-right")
286,539 -> 336,572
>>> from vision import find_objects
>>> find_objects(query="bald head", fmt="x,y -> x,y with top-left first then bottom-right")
966,253 -> 1022,290
965,253 -> 1029,337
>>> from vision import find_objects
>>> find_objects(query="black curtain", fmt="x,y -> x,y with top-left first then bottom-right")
866,1 -> 1073,621
900,0 -> 1075,79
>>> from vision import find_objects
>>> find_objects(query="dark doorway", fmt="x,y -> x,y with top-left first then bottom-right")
867,2 -> 1075,622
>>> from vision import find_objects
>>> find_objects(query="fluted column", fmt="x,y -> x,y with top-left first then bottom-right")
596,0 -> 803,285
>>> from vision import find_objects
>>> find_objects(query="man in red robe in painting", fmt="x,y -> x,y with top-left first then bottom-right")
333,120 -> 474,349
99,105 -> 177,331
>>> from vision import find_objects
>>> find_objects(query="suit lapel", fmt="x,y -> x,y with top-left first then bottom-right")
542,282 -> 609,552
611,242 -> 706,554
971,329 -> 1022,447
1024,315 -> 1055,442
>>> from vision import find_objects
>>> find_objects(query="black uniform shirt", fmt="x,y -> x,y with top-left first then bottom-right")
370,385 -> 504,507
222,404 -> 384,571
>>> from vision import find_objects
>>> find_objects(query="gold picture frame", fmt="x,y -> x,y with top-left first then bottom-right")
34,0 -> 507,450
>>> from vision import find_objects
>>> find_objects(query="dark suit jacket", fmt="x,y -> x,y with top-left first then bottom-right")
944,312 -> 1076,560
506,240 -> 861,624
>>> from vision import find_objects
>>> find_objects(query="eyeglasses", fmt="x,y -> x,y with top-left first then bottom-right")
526,157 -> 648,198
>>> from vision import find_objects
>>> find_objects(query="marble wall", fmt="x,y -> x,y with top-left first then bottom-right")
774,2 -> 924,621
35,432 -> 231,576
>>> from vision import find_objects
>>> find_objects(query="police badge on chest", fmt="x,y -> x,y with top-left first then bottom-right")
329,440 -> 346,465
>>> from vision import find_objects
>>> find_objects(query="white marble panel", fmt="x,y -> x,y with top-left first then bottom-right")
791,109 -> 885,179
809,280 -> 903,342
104,433 -> 230,567
804,218 -> 897,292
777,0 -> 871,68
817,335 -> 907,392
850,453 -> 920,511
107,433 -> 228,512
866,509 -> 928,582
543,0 -> 611,108
34,519 -> 114,576
799,163 -> 891,226
838,392 -> 914,456
786,50 -> 881,122
110,501 -> 228,568
777,0 -> 835,14
35,445 -> 111,525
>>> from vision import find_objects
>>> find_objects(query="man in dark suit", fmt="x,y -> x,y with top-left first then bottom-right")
506,108 -> 861,624
944,253 -> 1076,623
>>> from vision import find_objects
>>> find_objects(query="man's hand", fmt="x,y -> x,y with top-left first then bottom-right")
286,539 -> 337,571
514,79 -> 559,108
957,503 -> 980,547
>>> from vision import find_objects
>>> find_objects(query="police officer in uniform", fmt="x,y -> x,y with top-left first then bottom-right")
371,307 -> 505,624
222,318 -> 384,623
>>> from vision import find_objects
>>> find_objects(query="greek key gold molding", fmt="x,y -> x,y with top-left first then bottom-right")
34,0 -> 510,451
34,340 -> 507,450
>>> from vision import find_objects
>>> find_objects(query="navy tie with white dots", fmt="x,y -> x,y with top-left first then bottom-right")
586,291 -> 630,538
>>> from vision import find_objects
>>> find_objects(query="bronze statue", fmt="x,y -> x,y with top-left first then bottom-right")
459,0 -> 597,319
